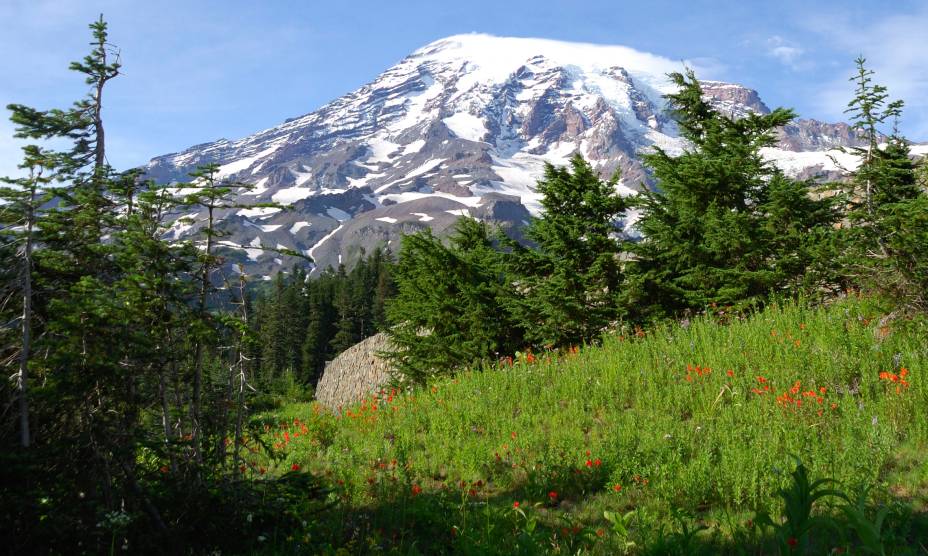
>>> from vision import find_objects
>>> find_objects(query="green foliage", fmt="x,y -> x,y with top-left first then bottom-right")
837,58 -> 928,309
385,218 -> 524,384
250,248 -> 396,387
878,195 -> 928,308
511,154 -> 627,348
624,69 -> 839,319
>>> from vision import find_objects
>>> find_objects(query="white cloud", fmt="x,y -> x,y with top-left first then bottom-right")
808,7 -> 928,140
766,36 -> 805,69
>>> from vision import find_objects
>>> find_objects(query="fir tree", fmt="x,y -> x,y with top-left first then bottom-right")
510,154 -> 627,348
0,146 -> 55,447
624,69 -> 837,318
385,218 -> 522,384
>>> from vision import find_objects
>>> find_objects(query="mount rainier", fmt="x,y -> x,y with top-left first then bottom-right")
145,34 -> 899,276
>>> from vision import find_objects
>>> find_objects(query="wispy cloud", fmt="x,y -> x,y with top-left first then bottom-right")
766,36 -> 805,69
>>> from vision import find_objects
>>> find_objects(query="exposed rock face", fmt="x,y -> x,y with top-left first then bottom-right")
144,34 -> 920,276
314,332 -> 395,412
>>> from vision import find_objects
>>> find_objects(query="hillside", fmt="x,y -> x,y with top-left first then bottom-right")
144,34 -> 885,275
253,297 -> 928,553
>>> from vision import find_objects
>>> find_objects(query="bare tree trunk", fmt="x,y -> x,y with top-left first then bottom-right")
233,272 -> 249,476
191,202 -> 214,465
17,183 -> 35,448
15,169 -> 42,448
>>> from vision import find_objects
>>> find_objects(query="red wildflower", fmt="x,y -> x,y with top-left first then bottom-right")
411,484 -> 422,496
291,463 -> 301,471
548,491 -> 558,501
727,369 -> 734,378
585,459 -> 593,468
513,501 -> 520,508
613,484 -> 622,492
596,528 -> 605,537
594,458 -> 602,467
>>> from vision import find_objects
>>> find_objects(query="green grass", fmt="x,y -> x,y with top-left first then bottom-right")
251,297 -> 928,554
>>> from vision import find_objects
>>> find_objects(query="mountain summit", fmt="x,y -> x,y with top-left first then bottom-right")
146,34 -> 870,275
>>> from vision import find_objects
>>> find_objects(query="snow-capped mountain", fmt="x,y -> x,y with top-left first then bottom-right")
145,34 -> 890,275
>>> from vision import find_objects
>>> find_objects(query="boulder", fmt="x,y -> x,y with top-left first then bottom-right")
314,332 -> 395,412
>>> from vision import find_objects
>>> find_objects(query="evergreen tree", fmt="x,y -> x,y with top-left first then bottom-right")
838,58 -> 927,307
385,218 -> 523,384
624,69 -> 836,318
0,146 -> 54,447
510,154 -> 627,348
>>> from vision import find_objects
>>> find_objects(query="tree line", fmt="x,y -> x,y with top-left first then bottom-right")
250,249 -> 395,395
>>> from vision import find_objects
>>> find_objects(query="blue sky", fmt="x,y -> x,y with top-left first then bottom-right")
2,0 -> 927,177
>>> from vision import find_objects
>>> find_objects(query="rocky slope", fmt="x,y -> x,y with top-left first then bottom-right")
145,34 -> 895,275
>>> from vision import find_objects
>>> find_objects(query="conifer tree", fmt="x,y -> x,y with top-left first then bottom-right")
510,154 -> 627,348
838,58 -> 926,307
385,218 -> 522,384
177,162 -> 275,461
624,69 -> 837,318
0,146 -> 54,447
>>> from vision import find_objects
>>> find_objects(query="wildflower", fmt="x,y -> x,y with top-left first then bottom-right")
411,485 -> 422,496
468,489 -> 477,497
513,501 -> 520,508
727,369 -> 734,378
613,484 -> 622,492
291,463 -> 301,471
548,491 -> 558,501
787,537 -> 798,547
585,459 -> 593,468
596,528 -> 605,537
594,458 -> 602,467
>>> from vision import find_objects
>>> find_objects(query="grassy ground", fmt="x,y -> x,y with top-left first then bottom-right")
249,296 -> 928,554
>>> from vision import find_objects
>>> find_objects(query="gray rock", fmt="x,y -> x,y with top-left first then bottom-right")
314,332 -> 396,412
